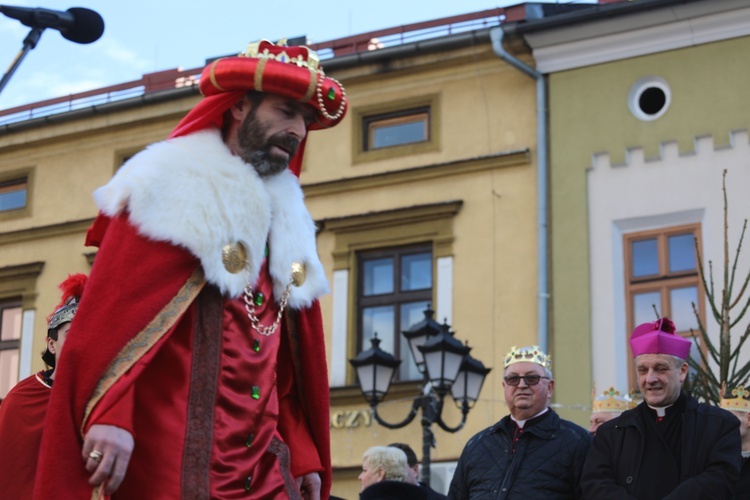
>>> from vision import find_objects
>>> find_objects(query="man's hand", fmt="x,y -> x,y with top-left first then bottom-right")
296,472 -> 322,500
82,424 -> 134,495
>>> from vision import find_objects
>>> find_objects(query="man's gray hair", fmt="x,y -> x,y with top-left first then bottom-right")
503,365 -> 554,379
633,354 -> 687,369
362,446 -> 408,482
670,355 -> 688,368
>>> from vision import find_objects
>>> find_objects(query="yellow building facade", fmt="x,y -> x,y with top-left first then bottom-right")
0,12 -> 543,497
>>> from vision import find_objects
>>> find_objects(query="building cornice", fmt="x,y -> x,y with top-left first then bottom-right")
0,218 -> 94,246
303,149 -> 529,198
521,0 -> 750,73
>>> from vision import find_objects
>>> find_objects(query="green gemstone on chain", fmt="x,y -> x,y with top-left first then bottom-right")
253,339 -> 261,352
254,292 -> 264,306
245,433 -> 255,447
251,386 -> 260,399
244,476 -> 252,492
327,88 -> 336,100
264,245 -> 269,257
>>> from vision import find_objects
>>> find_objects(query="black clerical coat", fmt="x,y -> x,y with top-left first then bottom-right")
581,393 -> 741,499
733,456 -> 750,500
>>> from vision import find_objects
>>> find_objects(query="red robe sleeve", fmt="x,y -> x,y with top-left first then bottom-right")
34,213 -> 201,498
292,303 -> 333,497
84,384 -> 136,437
277,327 -> 324,477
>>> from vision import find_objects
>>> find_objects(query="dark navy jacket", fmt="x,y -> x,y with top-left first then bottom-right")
448,409 -> 590,499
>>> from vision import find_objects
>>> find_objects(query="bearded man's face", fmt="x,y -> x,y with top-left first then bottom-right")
233,94 -> 313,177
237,109 -> 300,177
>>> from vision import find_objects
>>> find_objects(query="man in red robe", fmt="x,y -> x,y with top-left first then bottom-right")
34,40 -> 347,499
0,274 -> 87,498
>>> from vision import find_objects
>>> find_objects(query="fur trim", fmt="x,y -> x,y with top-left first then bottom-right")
93,128 -> 328,307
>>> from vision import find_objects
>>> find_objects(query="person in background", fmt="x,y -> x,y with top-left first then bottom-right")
0,274 -> 86,498
34,39 -> 347,500
359,446 -> 408,491
581,318 -> 741,499
588,386 -> 639,435
388,442 -> 447,499
359,445 -> 425,500
719,382 -> 750,499
360,480 -> 427,500
449,345 -> 591,499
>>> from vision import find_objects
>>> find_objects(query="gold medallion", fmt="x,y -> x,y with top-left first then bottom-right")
222,242 -> 248,274
291,261 -> 306,287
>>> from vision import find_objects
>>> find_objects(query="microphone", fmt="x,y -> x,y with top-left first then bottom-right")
0,5 -> 104,44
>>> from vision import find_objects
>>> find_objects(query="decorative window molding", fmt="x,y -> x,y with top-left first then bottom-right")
324,201 -> 461,270
321,201 -> 461,397
352,94 -> 440,164
0,299 -> 22,399
0,262 -> 44,395
0,262 -> 45,310
115,148 -> 141,173
0,167 -> 34,221
364,107 -> 429,150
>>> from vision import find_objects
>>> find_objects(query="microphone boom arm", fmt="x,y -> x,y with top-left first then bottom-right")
0,25 -> 44,97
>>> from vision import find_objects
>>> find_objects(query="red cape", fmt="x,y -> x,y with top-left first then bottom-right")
0,372 -> 51,498
35,214 -> 332,498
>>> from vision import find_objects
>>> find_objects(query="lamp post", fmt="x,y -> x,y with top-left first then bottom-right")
349,307 -> 491,487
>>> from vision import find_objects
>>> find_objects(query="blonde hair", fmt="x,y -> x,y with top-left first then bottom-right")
362,446 -> 408,482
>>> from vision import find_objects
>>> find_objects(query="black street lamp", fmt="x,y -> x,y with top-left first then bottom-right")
349,307 -> 491,487
349,335 -> 401,406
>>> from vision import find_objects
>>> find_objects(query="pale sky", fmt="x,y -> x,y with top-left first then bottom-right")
0,1 -> 595,110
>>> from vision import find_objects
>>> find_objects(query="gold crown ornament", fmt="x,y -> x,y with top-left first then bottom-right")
243,38 -> 321,72
504,345 -> 551,370
200,39 -> 348,129
720,382 -> 750,412
591,386 -> 638,413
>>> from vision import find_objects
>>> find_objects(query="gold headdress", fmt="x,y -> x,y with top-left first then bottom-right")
720,382 -> 750,412
504,345 -> 551,370
591,386 -> 639,413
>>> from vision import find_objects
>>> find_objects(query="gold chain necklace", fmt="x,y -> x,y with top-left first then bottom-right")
222,242 -> 307,337
243,281 -> 292,337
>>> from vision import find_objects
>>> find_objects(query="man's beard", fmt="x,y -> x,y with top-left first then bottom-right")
237,111 -> 300,178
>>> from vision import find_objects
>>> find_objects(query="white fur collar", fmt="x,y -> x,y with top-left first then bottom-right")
93,128 -> 328,308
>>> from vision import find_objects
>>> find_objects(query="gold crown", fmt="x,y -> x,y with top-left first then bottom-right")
720,382 -> 750,412
591,386 -> 639,413
242,39 -> 322,73
504,345 -> 551,369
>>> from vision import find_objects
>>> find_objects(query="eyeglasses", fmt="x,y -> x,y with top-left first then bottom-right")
504,374 -> 550,386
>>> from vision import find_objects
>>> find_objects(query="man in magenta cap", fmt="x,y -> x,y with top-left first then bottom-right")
581,318 -> 741,499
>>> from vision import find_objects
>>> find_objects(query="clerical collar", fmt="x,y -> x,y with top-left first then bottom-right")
511,407 -> 549,429
742,450 -> 750,458
646,392 -> 686,420
646,403 -> 673,417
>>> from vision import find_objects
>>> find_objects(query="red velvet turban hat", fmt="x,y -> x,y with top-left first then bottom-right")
169,40 -> 348,176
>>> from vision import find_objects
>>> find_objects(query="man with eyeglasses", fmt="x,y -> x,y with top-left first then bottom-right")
448,345 -> 591,499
